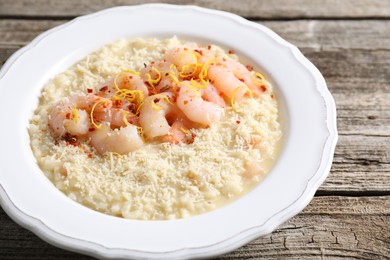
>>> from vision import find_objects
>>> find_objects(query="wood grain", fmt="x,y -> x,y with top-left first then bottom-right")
221,196 -> 390,259
0,1 -> 389,258
2,19 -> 390,49
1,0 -> 390,19
1,196 -> 388,259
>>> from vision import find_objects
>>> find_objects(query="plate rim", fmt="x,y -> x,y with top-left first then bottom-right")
0,3 -> 338,259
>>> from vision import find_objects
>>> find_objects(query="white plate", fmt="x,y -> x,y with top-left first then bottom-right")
0,4 -> 337,259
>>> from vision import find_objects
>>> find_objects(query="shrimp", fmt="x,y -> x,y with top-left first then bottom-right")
192,47 -> 215,64
201,83 -> 226,108
176,82 -> 223,126
49,102 -> 90,137
93,108 -> 139,129
97,72 -> 149,98
163,109 -> 196,144
166,46 -> 215,67
139,93 -> 176,139
69,94 -> 111,112
140,61 -> 179,93
116,71 -> 149,96
90,124 -> 143,155
49,94 -> 112,137
207,64 -> 250,103
165,47 -> 215,78
165,47 -> 198,72
163,120 -> 187,144
216,57 -> 263,96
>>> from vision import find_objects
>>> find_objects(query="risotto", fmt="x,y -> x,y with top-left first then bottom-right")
29,37 -> 282,220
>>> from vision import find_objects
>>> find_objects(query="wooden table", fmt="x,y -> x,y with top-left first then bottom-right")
0,1 -> 389,259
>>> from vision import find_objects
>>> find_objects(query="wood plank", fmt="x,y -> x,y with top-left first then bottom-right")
264,20 -> 390,50
221,196 -> 390,259
1,196 -> 388,259
2,19 -> 390,50
0,20 -> 65,46
0,0 -> 390,19
298,47 -> 390,193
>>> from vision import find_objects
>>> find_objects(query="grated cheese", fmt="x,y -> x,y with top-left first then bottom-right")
28,37 -> 282,220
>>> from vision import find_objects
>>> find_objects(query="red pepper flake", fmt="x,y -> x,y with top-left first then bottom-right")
207,45 -> 211,50
114,99 -> 123,107
129,75 -> 133,79
260,85 -> 267,92
151,61 -> 155,65
188,132 -> 197,144
128,103 -> 136,112
145,80 -> 154,88
245,65 -> 254,71
63,133 -> 78,146
148,87 -> 158,95
160,85 -> 170,92
127,116 -> 137,125
228,49 -> 235,54
88,154 -> 93,159
100,86 -> 109,92
183,100 -> 188,105
184,47 -> 188,51
236,120 -> 241,124
154,98 -> 160,103
194,49 -> 203,55
239,78 -> 245,82
87,88 -> 93,93
65,113 -> 71,119
88,127 -> 95,132
222,58 -> 226,61
270,94 -> 274,99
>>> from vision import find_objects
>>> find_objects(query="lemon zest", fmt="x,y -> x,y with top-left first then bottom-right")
251,71 -> 266,86
114,89 -> 144,105
199,58 -> 217,85
145,67 -> 161,86
136,126 -> 144,140
190,79 -> 207,90
151,100 -> 164,111
178,51 -> 199,77
90,99 -> 109,129
166,71 -> 180,93
168,71 -> 179,83
114,70 -> 140,91
231,85 -> 253,109
110,152 -> 123,158
72,105 -> 79,124
150,94 -> 174,111
135,101 -> 144,115
180,127 -> 190,134
179,64 -> 198,77
170,63 -> 177,70
199,71 -> 208,86
122,111 -> 130,126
